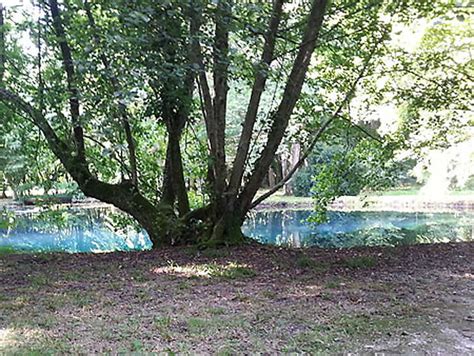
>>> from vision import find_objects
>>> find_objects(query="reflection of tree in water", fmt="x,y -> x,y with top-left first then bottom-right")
0,208 -> 151,253
243,210 -> 474,248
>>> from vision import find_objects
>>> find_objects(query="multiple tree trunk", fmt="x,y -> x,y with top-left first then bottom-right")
0,0 -> 331,246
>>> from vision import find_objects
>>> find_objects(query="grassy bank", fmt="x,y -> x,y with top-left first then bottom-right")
1,242 -> 473,354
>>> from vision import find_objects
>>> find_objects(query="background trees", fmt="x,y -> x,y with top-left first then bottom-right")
0,0 -> 471,246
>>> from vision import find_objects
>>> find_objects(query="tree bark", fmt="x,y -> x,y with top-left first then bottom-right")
211,0 -> 231,208
80,178 -> 178,246
162,122 -> 190,216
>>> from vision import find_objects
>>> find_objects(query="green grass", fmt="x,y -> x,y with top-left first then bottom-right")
287,313 -> 409,353
202,248 -> 229,258
187,317 -> 210,333
369,188 -> 420,196
296,255 -> 316,268
342,256 -> 376,269
0,245 -> 17,255
219,264 -> 256,279
324,280 -> 341,289
207,306 -> 226,315
296,255 -> 329,272
257,188 -> 474,204
28,275 -> 50,288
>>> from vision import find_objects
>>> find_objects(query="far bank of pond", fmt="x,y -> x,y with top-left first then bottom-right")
256,193 -> 474,213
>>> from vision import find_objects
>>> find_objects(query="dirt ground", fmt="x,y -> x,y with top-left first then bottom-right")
1,242 -> 473,354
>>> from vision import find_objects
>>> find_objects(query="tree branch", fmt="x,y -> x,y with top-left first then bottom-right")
228,0 -> 284,196
0,88 -> 71,167
0,3 -> 5,84
249,36 -> 384,209
238,0 -> 329,213
48,0 -> 86,162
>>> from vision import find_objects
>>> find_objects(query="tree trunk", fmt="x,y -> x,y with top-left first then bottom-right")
205,207 -> 246,246
162,125 -> 190,216
283,143 -> 301,195
80,178 -> 179,246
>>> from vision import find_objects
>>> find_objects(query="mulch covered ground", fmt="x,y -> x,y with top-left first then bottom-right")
1,242 -> 473,354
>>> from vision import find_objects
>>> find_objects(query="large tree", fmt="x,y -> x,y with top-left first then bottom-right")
0,0 -> 467,246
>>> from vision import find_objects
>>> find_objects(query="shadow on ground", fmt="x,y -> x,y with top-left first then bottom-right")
1,242 -> 473,353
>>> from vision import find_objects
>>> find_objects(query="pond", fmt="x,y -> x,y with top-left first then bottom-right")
0,208 -> 473,253
0,208 -> 151,253
242,210 -> 474,248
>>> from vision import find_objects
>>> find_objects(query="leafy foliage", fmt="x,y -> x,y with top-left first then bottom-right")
0,0 -> 471,242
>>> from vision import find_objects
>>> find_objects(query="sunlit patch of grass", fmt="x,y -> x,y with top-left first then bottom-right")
0,326 -> 69,354
153,262 -> 256,280
0,328 -> 16,351
342,255 -> 376,269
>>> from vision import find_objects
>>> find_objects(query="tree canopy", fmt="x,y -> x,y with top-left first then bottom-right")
0,0 -> 472,246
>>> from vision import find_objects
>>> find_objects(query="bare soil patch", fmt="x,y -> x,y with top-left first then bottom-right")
1,242 -> 473,354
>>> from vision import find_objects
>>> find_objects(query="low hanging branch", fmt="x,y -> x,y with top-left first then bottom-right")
249,37 -> 384,209
0,88 -> 71,165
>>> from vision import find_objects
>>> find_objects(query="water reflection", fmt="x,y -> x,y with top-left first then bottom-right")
242,210 -> 474,248
0,208 -> 152,253
1,208 -> 473,253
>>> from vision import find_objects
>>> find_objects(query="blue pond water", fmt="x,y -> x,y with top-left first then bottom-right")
0,208 -> 151,253
0,208 -> 473,253
242,210 -> 474,248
